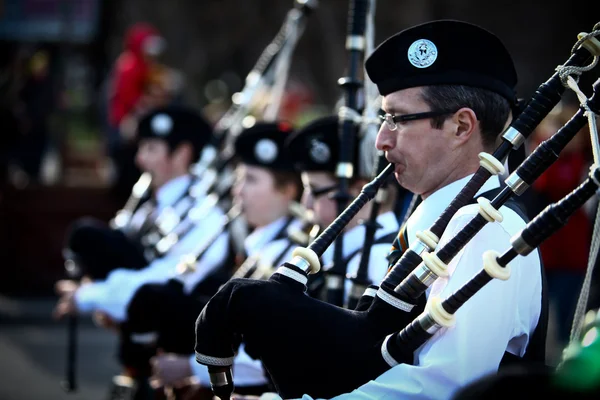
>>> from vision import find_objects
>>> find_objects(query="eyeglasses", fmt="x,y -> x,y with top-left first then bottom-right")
306,183 -> 338,199
379,110 -> 457,131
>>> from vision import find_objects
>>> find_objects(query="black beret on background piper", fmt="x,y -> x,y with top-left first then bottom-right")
365,20 -> 518,105
285,115 -> 361,174
137,106 -> 214,155
233,121 -> 296,171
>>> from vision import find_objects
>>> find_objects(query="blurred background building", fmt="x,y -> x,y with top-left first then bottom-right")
0,0 -> 598,399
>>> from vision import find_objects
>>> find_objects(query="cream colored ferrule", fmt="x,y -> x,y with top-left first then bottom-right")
426,296 -> 456,328
113,375 -> 135,388
421,252 -> 449,278
336,162 -> 354,179
578,33 -> 600,56
156,232 -> 177,254
505,172 -> 529,195
291,246 -> 321,273
345,35 -> 365,51
133,172 -> 152,196
478,152 -> 505,175
415,230 -> 439,251
412,262 -> 439,287
482,250 -> 511,281
502,127 -> 526,149
477,197 -> 504,223
176,254 -> 197,274
112,210 -> 132,229
245,71 -> 261,88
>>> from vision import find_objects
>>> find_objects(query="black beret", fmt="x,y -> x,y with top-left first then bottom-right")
137,106 -> 213,155
365,20 -> 518,105
233,121 -> 296,171
285,115 -> 360,174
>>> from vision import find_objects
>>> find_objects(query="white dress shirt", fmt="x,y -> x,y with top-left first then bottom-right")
297,174 -> 543,400
75,174 -> 226,321
127,174 -> 192,233
189,216 -> 303,387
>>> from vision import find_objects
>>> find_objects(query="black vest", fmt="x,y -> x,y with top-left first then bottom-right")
475,186 -> 549,367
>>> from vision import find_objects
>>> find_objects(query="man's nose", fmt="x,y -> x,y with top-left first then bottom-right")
375,125 -> 395,152
302,191 -> 314,210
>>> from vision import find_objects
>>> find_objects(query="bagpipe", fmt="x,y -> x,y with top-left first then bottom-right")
323,0 -> 370,308
193,20 -> 600,400
342,0 -> 414,310
141,0 -> 320,261
109,172 -> 153,231
155,0 -> 320,278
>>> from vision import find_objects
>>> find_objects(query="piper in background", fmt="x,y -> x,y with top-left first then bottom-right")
130,121 -> 305,397
53,106 -> 225,392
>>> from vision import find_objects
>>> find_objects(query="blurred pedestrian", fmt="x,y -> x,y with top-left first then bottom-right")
103,22 -> 182,203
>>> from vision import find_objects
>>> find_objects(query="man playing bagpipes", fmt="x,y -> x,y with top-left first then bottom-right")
201,19 -> 550,400
53,106 -> 226,397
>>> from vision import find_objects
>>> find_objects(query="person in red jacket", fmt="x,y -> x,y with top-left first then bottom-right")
108,22 -> 166,130
105,22 -> 172,202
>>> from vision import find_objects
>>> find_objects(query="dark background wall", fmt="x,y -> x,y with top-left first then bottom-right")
100,0 -> 599,108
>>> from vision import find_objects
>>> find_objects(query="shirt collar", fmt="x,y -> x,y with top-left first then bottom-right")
244,216 -> 293,257
406,174 -> 501,244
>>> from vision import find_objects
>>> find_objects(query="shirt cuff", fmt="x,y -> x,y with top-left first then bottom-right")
74,282 -> 107,314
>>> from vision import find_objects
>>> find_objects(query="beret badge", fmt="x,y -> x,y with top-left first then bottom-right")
254,138 -> 278,164
407,39 -> 438,69
309,139 -> 331,164
150,113 -> 173,136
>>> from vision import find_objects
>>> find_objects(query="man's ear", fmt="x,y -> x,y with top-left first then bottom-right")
452,108 -> 478,145
281,181 -> 300,202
